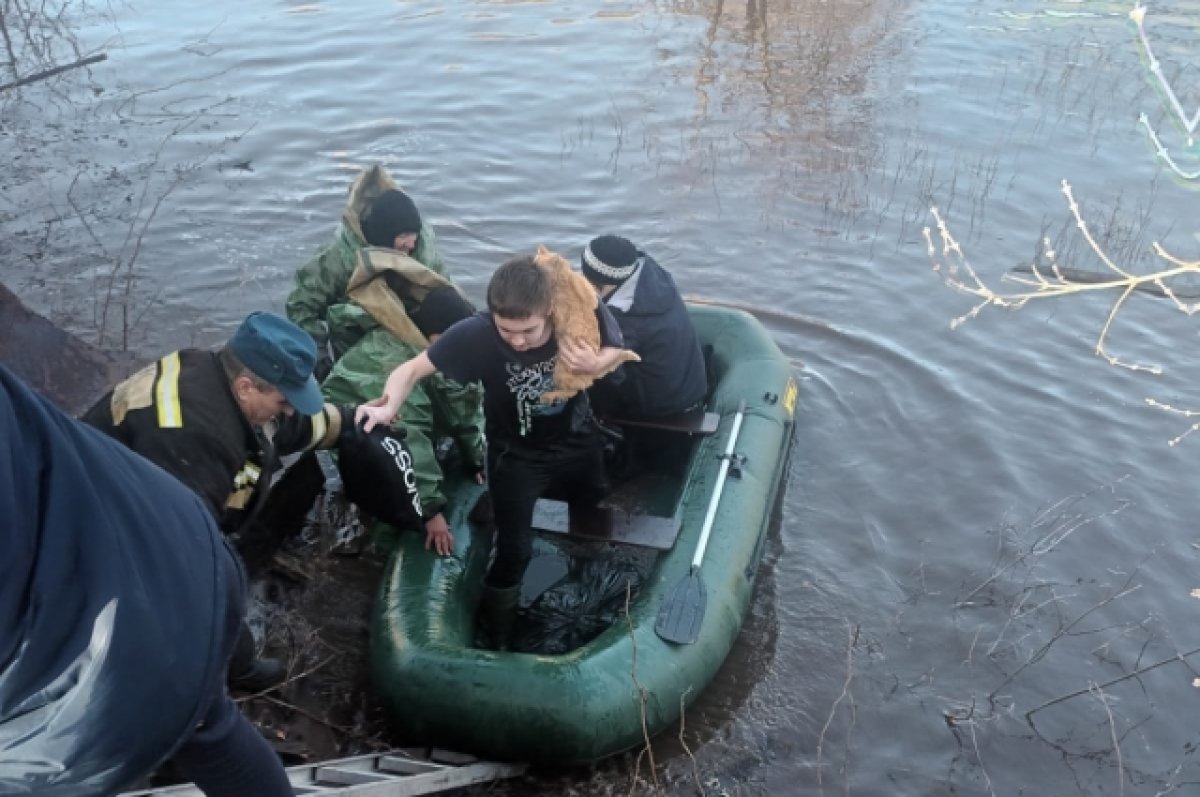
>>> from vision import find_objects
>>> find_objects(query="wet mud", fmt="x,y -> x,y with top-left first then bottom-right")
0,281 -> 137,415
232,456 -> 394,766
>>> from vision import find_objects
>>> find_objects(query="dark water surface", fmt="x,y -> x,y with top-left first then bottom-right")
5,0 -> 1200,794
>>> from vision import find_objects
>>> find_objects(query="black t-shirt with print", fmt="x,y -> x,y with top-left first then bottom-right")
427,308 -> 623,446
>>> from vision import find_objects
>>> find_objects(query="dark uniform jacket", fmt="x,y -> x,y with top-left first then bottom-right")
81,349 -> 339,534
596,254 -> 707,419
0,364 -> 236,795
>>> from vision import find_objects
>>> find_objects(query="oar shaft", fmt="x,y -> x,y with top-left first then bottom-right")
691,402 -> 747,569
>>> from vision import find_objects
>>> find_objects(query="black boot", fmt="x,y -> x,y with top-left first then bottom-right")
476,584 -> 520,651
228,622 -> 286,693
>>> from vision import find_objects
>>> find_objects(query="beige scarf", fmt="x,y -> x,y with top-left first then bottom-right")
345,247 -> 457,349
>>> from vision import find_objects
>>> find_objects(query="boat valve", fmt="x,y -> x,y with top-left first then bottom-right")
721,452 -> 747,479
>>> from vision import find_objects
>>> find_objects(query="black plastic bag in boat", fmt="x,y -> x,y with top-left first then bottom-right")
513,558 -> 645,654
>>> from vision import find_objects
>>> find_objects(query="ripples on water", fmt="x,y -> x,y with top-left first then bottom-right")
4,0 -> 1200,793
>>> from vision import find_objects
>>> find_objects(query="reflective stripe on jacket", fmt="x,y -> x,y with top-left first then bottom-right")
82,349 -> 337,534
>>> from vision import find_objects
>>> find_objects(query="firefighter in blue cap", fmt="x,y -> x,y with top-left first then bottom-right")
82,311 -> 424,690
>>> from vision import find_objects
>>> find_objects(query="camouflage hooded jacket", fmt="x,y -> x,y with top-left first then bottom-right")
285,164 -> 446,356
319,248 -> 483,521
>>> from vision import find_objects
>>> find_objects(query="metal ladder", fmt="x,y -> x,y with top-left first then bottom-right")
119,748 -> 527,797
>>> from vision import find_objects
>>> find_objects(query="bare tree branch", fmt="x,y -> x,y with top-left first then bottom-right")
816,621 -> 857,794
0,49 -> 102,92
1026,645 -> 1200,720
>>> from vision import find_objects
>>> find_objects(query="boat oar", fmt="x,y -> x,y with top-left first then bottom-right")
655,400 -> 748,645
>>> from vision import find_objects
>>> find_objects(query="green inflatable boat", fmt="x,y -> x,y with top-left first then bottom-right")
370,305 -> 796,763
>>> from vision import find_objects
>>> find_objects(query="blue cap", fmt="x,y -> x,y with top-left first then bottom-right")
229,312 -> 324,416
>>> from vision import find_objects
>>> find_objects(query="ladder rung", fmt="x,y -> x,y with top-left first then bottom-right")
378,756 -> 447,774
316,766 -> 397,786
426,748 -> 479,765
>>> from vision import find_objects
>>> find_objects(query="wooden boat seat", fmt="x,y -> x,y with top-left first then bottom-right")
531,498 -> 681,551
606,405 -> 719,436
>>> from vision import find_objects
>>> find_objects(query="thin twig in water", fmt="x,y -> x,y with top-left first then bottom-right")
967,717 -> 996,797
1026,645 -> 1200,719
841,648 -> 857,797
964,625 -> 983,667
624,581 -> 660,797
1090,682 -> 1124,797
234,652 -> 337,703
958,486 -> 1129,609
816,621 -> 857,793
677,687 -> 704,797
988,576 -> 1143,701
255,693 -> 353,736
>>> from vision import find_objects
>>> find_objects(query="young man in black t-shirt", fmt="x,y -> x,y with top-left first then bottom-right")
358,254 -> 629,648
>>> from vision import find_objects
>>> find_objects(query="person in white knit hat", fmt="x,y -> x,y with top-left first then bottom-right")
579,234 -> 707,419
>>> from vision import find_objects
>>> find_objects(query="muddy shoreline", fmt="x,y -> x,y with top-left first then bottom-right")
0,281 -> 136,415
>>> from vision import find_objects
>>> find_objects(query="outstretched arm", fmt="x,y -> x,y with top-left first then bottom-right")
356,351 -> 438,431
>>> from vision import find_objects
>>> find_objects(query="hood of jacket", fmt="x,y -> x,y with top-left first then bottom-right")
610,254 -> 681,318
334,165 -> 439,267
340,164 -> 396,244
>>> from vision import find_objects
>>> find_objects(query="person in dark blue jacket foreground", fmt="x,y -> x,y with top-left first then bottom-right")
0,364 -> 293,796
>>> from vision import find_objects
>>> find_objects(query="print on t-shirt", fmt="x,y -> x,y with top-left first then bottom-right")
505,358 -> 566,437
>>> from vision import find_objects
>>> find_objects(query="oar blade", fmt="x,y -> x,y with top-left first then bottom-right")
655,571 -> 707,644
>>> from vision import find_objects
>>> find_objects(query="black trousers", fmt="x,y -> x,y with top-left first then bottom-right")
168,540 -> 293,797
485,435 -> 608,589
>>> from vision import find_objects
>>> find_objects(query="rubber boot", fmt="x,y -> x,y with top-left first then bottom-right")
228,622 -> 286,693
476,584 -> 521,652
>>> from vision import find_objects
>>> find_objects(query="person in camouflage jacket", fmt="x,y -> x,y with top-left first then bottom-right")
315,247 -> 484,556
286,164 -> 446,371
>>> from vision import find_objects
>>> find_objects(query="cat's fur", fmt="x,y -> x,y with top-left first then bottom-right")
533,245 -> 640,404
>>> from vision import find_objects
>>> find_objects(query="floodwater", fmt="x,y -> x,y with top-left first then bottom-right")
4,0 -> 1200,793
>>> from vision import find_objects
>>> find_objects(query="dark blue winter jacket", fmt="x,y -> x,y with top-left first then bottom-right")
0,365 -> 235,796
595,254 -> 707,418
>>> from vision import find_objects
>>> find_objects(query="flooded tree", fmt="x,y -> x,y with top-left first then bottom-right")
2,0 -> 243,352
0,0 -> 106,93
925,4 -> 1200,446
914,8 -> 1200,795
927,182 -> 1200,445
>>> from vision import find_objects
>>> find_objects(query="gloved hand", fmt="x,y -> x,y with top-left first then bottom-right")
335,407 -> 423,531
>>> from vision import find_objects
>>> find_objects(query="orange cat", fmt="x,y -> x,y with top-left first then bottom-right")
533,245 -> 640,404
